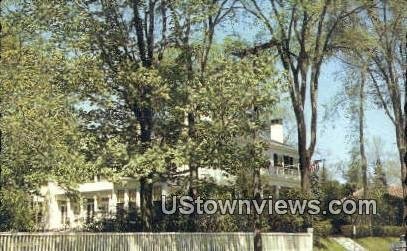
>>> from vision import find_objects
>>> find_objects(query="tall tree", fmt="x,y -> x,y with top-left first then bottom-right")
167,0 -> 237,230
22,0 -> 173,230
326,64 -> 369,195
364,0 -> 406,228
338,0 -> 406,227
22,0 -> 238,231
358,71 -> 368,198
0,3 -> 92,230
237,0 -> 369,192
201,54 -> 279,251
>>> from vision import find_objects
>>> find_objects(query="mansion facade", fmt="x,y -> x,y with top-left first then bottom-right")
33,119 -> 301,230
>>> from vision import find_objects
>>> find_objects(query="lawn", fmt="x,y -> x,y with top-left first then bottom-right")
356,237 -> 399,251
314,238 -> 345,251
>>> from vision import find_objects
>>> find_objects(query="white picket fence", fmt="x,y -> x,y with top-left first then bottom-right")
0,231 -> 313,251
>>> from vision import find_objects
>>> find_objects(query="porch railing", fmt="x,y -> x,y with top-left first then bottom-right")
265,164 -> 301,179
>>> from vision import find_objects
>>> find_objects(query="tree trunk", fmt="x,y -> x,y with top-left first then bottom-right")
134,105 -> 154,232
299,153 -> 311,193
188,111 -> 199,231
296,113 -> 311,193
188,113 -> 198,198
359,72 -> 370,227
253,164 -> 262,251
404,146 -> 407,238
404,33 -> 407,238
392,113 -> 406,229
359,73 -> 368,199
251,104 -> 262,251
0,112 -> 2,193
139,176 -> 153,231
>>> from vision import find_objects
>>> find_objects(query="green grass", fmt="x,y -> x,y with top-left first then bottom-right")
355,237 -> 399,251
314,238 -> 346,251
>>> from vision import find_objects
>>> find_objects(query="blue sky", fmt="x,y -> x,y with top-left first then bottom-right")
315,60 -> 399,180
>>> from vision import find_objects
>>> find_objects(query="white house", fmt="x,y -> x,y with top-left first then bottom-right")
33,119 -> 300,230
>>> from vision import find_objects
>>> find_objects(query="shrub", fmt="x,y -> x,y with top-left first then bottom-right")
341,225 -> 369,237
84,208 -> 142,232
0,189 -> 35,231
313,220 -> 333,238
375,226 -> 403,237
341,225 -> 403,238
265,213 -> 305,233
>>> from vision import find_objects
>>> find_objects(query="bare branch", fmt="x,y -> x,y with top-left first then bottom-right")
368,70 -> 396,125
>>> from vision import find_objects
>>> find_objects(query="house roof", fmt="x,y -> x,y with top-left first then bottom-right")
269,140 -> 298,156
387,186 -> 404,198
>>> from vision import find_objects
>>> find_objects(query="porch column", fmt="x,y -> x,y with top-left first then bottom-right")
79,197 -> 84,222
135,190 -> 141,208
93,195 -> 98,213
124,189 -> 129,210
110,189 -> 117,214
67,199 -> 73,226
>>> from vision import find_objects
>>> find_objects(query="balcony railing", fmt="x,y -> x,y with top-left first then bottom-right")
263,164 -> 300,180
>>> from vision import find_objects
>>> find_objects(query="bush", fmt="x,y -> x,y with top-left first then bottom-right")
313,220 -> 333,238
84,208 -> 142,232
341,225 -> 403,238
374,226 -> 403,237
0,189 -> 35,231
341,225 -> 371,237
265,213 -> 305,233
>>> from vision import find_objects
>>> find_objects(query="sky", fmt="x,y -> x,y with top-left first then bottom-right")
316,60 -> 399,180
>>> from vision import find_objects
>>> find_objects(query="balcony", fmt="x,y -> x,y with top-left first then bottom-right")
261,164 -> 301,188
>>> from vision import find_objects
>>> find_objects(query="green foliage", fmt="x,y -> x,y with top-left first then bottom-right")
315,238 -> 346,251
195,54 -> 281,173
341,225 -> 404,238
319,180 -> 351,233
313,220 -> 333,238
84,213 -> 142,232
0,2 -> 94,230
341,225 -> 370,237
153,181 -> 241,232
265,189 -> 313,232
0,8 -> 93,189
355,237 -> 399,251
4,0 -> 404,235
0,189 -> 35,231
313,220 -> 334,248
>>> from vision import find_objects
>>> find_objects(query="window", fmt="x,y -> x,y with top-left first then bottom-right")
72,202 -> 80,216
34,201 -> 43,225
98,197 -> 109,215
95,175 -> 106,182
273,154 -> 278,166
117,190 -> 125,203
86,198 -> 94,223
129,190 -> 137,202
58,201 -> 67,225
116,202 -> 125,219
283,155 -> 290,167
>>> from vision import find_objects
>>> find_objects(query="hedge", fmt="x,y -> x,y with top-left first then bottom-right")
313,220 -> 333,238
341,225 -> 403,237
